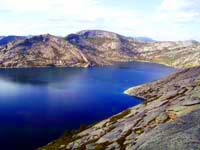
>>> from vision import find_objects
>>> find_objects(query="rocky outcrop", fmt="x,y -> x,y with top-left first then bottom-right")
40,66 -> 200,150
133,109 -> 200,150
1,30 -> 200,68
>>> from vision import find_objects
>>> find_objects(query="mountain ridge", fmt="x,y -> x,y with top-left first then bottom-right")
0,30 -> 200,68
0,36 -> 26,46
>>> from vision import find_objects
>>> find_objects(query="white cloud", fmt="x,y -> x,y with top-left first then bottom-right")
161,0 -> 194,11
0,0 -> 199,41
0,0 -> 99,12
146,0 -> 200,41
0,0 -> 145,36
157,0 -> 200,23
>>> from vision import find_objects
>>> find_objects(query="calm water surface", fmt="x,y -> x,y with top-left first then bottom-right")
0,62 -> 175,150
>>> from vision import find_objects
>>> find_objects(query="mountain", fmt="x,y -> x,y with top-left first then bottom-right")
41,66 -> 200,150
66,30 -> 139,63
0,36 -> 26,46
67,30 -> 200,68
136,40 -> 200,68
0,30 -> 200,68
0,34 -> 93,68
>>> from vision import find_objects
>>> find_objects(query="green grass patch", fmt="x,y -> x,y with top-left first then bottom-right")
110,109 -> 131,123
116,130 -> 132,150
95,142 -> 112,150
40,124 -> 89,150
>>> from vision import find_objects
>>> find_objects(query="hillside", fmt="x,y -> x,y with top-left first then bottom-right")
0,34 -> 93,68
67,30 -> 200,68
41,66 -> 200,150
0,30 -> 199,68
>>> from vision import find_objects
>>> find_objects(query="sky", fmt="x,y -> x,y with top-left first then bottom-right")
0,0 -> 199,41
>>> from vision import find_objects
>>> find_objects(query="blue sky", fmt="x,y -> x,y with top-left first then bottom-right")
0,0 -> 199,41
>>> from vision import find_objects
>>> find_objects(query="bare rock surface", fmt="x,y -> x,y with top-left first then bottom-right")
134,109 -> 200,150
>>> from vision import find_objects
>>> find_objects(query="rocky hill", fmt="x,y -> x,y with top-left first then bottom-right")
66,30 -> 139,63
40,66 -> 200,150
0,34 -> 95,68
67,30 -> 200,68
0,30 -> 199,68
136,40 -> 200,68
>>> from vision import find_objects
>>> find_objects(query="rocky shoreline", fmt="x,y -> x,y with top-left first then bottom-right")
40,66 -> 200,150
1,30 -> 199,150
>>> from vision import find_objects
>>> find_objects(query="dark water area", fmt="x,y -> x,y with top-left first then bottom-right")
0,62 -> 175,150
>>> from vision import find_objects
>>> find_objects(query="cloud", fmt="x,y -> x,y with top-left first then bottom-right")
161,0 -> 195,11
157,0 -> 200,23
0,0 -> 199,41
144,0 -> 200,41
0,0 -> 99,12
0,0 -> 144,36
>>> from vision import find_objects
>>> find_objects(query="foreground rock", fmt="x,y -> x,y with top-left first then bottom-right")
1,30 -> 200,68
40,66 -> 200,150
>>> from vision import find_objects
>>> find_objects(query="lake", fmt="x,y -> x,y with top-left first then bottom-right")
0,62 -> 175,150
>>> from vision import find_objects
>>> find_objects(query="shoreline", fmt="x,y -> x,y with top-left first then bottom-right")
0,59 -> 178,69
40,66 -> 200,150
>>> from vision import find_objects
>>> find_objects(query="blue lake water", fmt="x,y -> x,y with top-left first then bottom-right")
0,62 -> 175,150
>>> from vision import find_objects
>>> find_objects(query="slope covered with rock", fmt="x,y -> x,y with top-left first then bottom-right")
66,30 -> 138,63
0,34 -> 93,68
136,40 -> 200,68
40,66 -> 200,150
0,30 -> 200,68
67,30 -> 200,68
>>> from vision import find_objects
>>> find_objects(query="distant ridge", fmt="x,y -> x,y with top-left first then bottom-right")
0,36 -> 26,46
134,37 -> 155,42
0,30 -> 199,68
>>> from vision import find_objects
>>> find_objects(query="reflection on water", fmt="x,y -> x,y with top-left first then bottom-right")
0,62 -> 175,150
